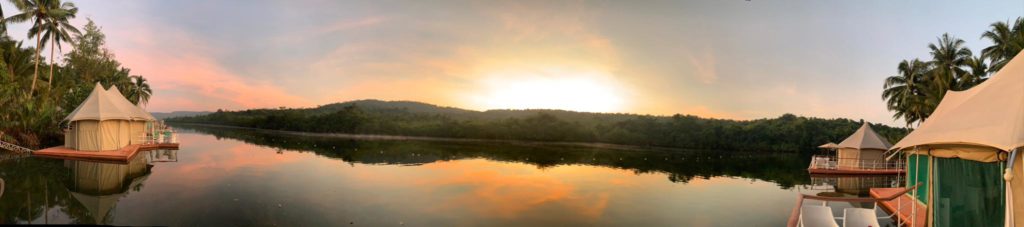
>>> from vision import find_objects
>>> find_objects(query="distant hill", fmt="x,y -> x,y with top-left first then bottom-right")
166,99 -> 910,152
151,111 -> 212,120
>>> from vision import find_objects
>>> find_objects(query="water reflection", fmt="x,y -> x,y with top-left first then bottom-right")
0,150 -> 170,224
175,124 -> 813,188
65,153 -> 153,224
0,124 -> 908,226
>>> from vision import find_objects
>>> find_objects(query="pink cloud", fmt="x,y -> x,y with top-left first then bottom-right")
106,23 -> 312,112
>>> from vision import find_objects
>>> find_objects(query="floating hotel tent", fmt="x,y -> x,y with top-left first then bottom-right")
890,51 -> 1024,227
835,122 -> 893,168
63,83 -> 156,151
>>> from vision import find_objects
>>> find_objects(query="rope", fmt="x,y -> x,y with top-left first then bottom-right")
0,140 -> 33,154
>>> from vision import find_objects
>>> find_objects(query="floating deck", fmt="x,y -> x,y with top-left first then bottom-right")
870,187 -> 926,227
807,167 -> 905,175
33,143 -> 179,163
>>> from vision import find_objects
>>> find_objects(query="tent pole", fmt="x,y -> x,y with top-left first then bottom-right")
928,149 -> 935,227
1007,148 -> 1019,227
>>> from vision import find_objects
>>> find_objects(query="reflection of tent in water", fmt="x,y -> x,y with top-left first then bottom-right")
65,153 -> 152,224
886,51 -> 1024,227
62,83 -> 156,151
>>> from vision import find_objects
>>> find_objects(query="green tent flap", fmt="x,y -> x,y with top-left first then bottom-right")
933,157 -> 1004,227
906,155 -> 929,203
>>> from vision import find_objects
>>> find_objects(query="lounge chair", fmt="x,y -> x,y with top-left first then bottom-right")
843,207 -> 881,227
799,205 -> 839,227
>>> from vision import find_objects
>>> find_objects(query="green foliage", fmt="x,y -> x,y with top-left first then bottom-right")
169,101 -> 909,153
885,17 -> 1023,126
0,15 -> 151,148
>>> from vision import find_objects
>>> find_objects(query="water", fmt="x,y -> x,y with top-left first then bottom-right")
0,125 -> 903,226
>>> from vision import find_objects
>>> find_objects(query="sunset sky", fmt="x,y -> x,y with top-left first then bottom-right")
6,0 -> 1022,125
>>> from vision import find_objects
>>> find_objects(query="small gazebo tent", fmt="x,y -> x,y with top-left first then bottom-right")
836,122 -> 893,168
63,83 -> 155,151
891,50 -> 1024,227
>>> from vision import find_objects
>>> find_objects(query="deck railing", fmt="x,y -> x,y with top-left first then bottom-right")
787,183 -> 921,227
809,155 -> 904,171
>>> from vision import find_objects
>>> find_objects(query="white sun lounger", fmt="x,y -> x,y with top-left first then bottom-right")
799,205 -> 839,227
843,207 -> 881,227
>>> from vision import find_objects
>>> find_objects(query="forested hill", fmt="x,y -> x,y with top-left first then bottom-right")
166,99 -> 909,152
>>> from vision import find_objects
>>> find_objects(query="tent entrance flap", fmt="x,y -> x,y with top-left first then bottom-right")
907,154 -> 929,204
934,157 -> 1004,227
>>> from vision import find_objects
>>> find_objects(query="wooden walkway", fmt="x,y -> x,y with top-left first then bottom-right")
870,187 -> 926,227
34,143 -> 179,163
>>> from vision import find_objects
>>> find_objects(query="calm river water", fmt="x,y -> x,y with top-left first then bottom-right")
0,124 -> 902,226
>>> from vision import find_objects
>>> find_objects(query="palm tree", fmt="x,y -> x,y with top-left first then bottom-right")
960,56 -> 989,90
6,0 -> 76,96
37,0 -> 78,87
128,75 -> 151,106
981,17 -> 1024,72
883,59 -> 932,126
927,33 -> 973,93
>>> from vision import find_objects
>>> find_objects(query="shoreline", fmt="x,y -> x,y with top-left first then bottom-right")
168,122 -> 713,153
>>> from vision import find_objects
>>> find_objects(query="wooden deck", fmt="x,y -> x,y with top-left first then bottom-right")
807,167 -> 905,175
870,187 -> 926,227
33,143 -> 179,163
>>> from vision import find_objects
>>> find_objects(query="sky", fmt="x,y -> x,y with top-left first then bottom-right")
5,0 -> 1023,125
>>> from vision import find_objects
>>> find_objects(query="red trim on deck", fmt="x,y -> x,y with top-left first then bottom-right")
33,143 -> 179,163
807,167 -> 905,175
870,187 -> 927,227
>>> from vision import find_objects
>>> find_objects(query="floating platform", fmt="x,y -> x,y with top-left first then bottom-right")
807,167 -> 905,175
33,143 -> 179,163
870,187 -> 926,227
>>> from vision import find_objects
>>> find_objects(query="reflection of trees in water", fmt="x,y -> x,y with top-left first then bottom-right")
177,124 -> 813,188
0,151 -> 154,224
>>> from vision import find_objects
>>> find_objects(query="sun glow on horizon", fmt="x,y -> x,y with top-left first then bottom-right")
470,69 -> 627,113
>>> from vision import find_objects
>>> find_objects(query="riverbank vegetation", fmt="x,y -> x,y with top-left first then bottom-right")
168,100 -> 909,152
883,17 -> 1024,126
0,0 -> 151,149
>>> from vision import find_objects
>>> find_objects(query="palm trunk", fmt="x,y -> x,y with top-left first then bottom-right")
29,34 -> 40,97
48,38 -> 54,87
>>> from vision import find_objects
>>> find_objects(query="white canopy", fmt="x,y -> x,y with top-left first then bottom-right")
64,83 -> 136,122
64,83 -> 155,122
892,51 -> 1024,152
107,86 -> 156,121
818,142 -> 840,149
838,122 -> 893,150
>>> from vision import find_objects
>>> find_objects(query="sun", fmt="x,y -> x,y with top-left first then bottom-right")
471,69 -> 626,113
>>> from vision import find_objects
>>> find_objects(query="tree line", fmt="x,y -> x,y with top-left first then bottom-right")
883,17 -> 1024,126
0,0 -> 152,149
168,100 -> 909,153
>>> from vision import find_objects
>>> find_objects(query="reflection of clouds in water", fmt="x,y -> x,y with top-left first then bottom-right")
418,159 -> 612,220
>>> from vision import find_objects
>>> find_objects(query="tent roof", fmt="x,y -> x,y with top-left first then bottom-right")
838,122 -> 893,150
64,83 -> 136,122
63,83 -> 155,122
106,86 -> 156,121
892,51 -> 1024,152
818,142 -> 839,149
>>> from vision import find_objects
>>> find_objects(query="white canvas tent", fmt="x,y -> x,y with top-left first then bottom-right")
835,122 -> 893,168
64,83 -> 155,151
890,50 -> 1024,227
